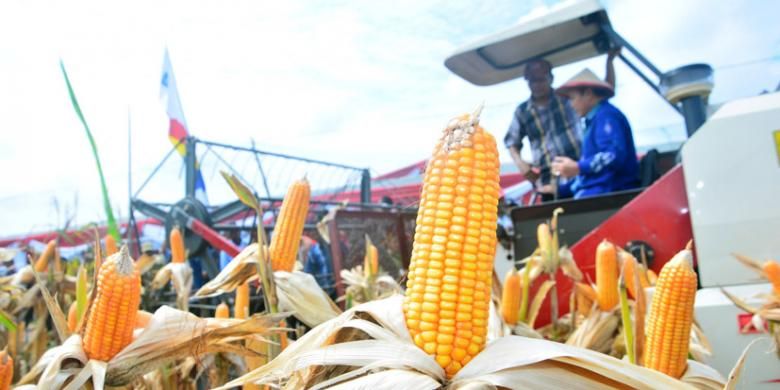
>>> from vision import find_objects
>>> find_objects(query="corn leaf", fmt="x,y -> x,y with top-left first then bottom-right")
76,265 -> 88,322
220,171 -> 260,211
527,279 -> 555,327
30,265 -> 69,342
60,61 -> 120,242
0,307 -> 16,331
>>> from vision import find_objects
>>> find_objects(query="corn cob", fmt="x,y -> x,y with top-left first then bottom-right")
364,238 -> 379,278
104,234 -> 118,256
83,246 -> 141,361
0,349 -> 12,390
596,240 -> 619,311
643,248 -> 698,378
622,251 -> 650,299
67,302 -> 78,332
762,260 -> 780,296
33,239 -> 57,273
402,109 -> 500,377
235,282 -> 250,319
270,178 -> 311,272
574,282 -> 597,317
135,310 -> 153,329
501,269 -> 521,325
169,227 -> 186,264
215,302 -> 229,319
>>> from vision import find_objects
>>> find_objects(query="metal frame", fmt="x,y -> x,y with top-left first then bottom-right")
326,209 -> 416,301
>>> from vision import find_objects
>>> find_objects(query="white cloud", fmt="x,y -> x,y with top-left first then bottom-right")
0,0 -> 778,237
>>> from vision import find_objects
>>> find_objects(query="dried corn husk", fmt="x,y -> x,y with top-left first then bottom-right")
275,271 -> 342,328
214,295 -> 724,390
19,305 -> 288,389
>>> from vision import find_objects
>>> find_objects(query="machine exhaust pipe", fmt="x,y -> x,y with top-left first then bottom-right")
659,64 -> 714,137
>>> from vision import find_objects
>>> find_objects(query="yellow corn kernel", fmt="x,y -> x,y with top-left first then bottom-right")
270,178 -> 311,272
402,110 -> 499,378
82,246 -> 141,361
643,248 -> 698,378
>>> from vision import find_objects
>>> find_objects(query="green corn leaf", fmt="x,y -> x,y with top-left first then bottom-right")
60,61 -> 120,242
76,265 -> 88,322
0,308 -> 16,332
220,171 -> 260,211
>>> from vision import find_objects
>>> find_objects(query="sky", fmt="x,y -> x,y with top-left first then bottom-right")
0,0 -> 778,238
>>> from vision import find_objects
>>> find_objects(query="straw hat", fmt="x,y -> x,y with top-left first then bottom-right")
556,68 -> 614,98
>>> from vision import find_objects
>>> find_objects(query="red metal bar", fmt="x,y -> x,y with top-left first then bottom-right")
328,216 -> 346,303
187,217 -> 241,257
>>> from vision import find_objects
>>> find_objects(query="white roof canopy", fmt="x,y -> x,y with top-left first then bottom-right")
444,0 -> 613,86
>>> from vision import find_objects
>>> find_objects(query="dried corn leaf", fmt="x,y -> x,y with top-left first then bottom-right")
275,271 -> 341,328
217,294 -> 714,390
325,368 -> 440,390
194,244 -> 259,297
527,279 -> 555,327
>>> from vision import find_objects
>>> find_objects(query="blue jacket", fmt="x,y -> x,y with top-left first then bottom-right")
576,101 -> 639,194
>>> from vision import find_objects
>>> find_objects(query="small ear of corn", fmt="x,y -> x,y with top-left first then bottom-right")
643,247 -> 698,378
574,282 -> 597,317
622,250 -> 650,299
501,269 -> 522,325
169,227 -> 186,264
83,245 -> 141,361
34,239 -> 57,273
215,302 -> 230,318
762,260 -> 780,296
364,236 -> 379,278
67,302 -> 78,332
235,282 -> 250,319
0,349 -> 13,390
104,234 -> 118,257
270,178 -> 311,272
596,240 -> 619,311
402,109 -> 500,378
135,310 -> 153,329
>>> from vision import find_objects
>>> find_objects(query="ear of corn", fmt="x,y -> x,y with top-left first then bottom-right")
364,236 -> 379,278
596,240 -> 619,311
622,251 -> 650,299
574,282 -> 597,317
215,302 -> 230,319
34,239 -> 57,273
762,260 -> 780,296
67,302 -> 78,333
235,282 -> 250,319
135,310 -> 153,329
0,349 -> 12,390
501,269 -> 521,325
402,110 -> 500,378
170,227 -> 186,264
104,234 -> 118,257
643,248 -> 698,378
83,245 -> 141,361
270,178 -> 311,272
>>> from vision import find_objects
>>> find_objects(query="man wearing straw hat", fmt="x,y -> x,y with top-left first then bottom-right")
504,51 -> 619,202
550,68 -> 639,199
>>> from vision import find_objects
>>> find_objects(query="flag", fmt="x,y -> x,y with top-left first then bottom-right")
160,49 -> 208,204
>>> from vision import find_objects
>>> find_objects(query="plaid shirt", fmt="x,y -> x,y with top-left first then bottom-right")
504,96 -> 582,185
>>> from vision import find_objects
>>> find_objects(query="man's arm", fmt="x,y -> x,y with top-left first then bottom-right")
606,47 -> 621,89
577,116 -> 630,176
505,107 -> 539,182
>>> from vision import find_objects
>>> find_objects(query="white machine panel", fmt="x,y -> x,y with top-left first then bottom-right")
695,284 -> 780,387
681,92 -> 780,288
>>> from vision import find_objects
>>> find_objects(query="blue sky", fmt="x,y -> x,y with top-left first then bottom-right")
0,0 -> 778,238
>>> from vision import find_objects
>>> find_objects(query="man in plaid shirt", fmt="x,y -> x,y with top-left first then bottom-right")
504,51 -> 618,202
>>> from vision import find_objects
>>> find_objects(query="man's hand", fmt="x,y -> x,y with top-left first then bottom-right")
607,46 -> 622,61
551,156 -> 580,179
522,167 -> 540,182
